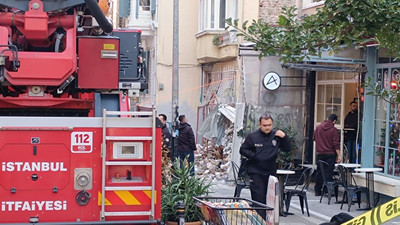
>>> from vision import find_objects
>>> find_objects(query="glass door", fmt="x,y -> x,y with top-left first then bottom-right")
316,84 -> 343,124
314,70 -> 360,164
315,83 -> 344,162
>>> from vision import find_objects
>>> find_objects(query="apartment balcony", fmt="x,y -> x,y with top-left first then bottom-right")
196,30 -> 238,64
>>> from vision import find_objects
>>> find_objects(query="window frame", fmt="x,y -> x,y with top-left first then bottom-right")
302,0 -> 325,10
198,0 -> 236,32
139,0 -> 151,11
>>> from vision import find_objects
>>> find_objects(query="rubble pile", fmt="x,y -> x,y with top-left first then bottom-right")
195,124 -> 234,181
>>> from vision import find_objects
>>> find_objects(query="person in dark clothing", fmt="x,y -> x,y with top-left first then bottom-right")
314,114 -> 342,196
344,101 -> 359,163
158,114 -> 172,150
177,115 -> 197,174
239,114 -> 291,220
319,212 -> 353,225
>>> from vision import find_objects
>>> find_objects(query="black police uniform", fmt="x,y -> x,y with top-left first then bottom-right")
239,129 -> 291,219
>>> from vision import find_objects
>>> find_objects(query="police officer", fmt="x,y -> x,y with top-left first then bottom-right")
239,114 -> 291,219
158,114 -> 172,150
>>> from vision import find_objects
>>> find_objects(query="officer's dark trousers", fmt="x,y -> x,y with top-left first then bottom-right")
249,173 -> 273,220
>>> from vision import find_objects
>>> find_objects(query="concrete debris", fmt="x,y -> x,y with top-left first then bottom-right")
195,123 -> 234,182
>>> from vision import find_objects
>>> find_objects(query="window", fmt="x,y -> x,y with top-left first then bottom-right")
373,66 -> 400,177
199,0 -> 237,32
202,65 -> 236,104
302,0 -> 325,9
139,0 -> 150,11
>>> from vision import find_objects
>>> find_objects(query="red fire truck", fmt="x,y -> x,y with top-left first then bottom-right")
0,0 -> 161,224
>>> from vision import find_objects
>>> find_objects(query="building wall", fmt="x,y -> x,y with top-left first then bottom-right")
156,0 -> 201,130
240,51 -> 306,159
258,0 -> 299,24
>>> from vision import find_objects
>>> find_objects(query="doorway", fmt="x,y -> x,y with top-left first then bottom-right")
314,71 -> 361,163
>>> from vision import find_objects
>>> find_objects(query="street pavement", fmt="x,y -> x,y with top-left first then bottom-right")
207,180 -> 400,225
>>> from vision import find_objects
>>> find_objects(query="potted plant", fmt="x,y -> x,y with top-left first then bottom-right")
161,158 -> 211,224
212,34 -> 223,46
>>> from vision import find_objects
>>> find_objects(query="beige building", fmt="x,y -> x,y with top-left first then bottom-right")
114,0 -> 267,133
112,0 -> 311,140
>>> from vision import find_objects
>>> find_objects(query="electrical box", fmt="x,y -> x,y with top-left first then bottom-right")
112,30 -> 148,90
77,36 -> 119,89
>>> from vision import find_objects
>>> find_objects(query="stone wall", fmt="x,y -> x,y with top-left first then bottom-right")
258,0 -> 298,24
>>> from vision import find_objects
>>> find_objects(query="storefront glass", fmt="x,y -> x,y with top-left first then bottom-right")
373,66 -> 400,176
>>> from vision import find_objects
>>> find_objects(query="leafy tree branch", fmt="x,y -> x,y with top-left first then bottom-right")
226,0 -> 400,63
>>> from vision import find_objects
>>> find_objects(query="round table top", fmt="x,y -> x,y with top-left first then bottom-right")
300,164 -> 317,169
354,167 -> 383,172
276,169 -> 295,175
335,163 -> 361,168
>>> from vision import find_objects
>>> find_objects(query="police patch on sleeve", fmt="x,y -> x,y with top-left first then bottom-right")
272,140 -> 277,146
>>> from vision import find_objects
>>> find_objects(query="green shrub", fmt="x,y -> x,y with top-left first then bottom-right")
161,158 -> 211,222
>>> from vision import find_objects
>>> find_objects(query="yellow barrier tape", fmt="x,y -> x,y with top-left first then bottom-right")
342,196 -> 400,225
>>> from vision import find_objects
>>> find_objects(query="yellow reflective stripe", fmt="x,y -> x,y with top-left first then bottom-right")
143,190 -> 157,204
115,191 -> 141,205
98,192 -> 112,205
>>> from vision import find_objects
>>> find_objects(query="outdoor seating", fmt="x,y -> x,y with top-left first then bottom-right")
284,167 -> 315,217
231,161 -> 250,197
337,165 -> 370,212
317,160 -> 343,205
231,161 -> 292,198
283,163 -> 293,187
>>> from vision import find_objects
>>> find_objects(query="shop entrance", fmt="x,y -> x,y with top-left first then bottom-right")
314,70 -> 361,163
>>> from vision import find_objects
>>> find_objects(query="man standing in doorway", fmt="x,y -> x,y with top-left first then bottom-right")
239,114 -> 291,219
314,114 -> 342,196
177,115 -> 197,174
344,101 -> 359,163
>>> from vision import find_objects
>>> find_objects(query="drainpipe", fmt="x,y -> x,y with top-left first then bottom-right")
151,0 -> 158,106
171,0 -> 179,157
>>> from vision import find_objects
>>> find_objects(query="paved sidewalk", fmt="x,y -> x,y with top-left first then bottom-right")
208,180 -> 400,225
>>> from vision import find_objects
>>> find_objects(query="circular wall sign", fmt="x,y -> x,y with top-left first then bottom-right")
263,72 -> 281,91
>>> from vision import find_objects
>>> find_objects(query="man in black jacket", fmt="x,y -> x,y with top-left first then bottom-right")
177,115 -> 197,174
344,101 -> 359,163
158,114 -> 172,150
240,114 -> 291,219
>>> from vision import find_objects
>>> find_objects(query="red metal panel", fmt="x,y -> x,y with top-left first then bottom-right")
0,93 -> 94,109
1,27 -> 77,86
24,0 -> 49,42
0,125 -> 162,223
77,37 -> 119,89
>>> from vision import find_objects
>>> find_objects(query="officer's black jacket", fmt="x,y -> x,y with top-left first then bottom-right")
161,124 -> 172,149
239,129 -> 291,175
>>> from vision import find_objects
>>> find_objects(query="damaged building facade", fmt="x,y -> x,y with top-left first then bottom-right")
118,0 -> 400,195
195,0 -> 368,184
